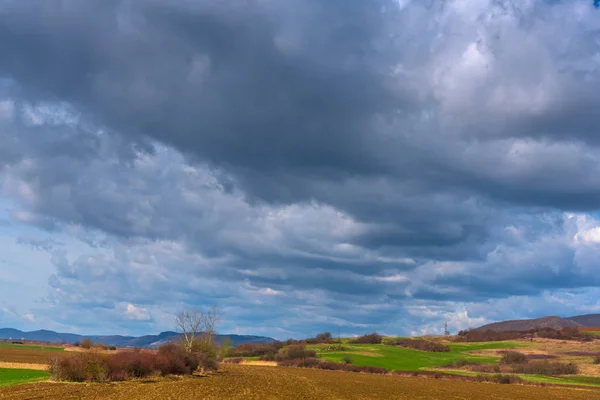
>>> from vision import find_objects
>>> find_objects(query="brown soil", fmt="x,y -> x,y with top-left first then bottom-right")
1,365 -> 600,400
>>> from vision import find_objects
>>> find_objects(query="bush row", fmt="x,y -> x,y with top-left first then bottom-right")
510,361 -> 579,375
385,338 -> 450,352
229,342 -> 284,358
500,351 -> 527,364
349,333 -> 383,344
456,327 -> 594,342
49,344 -> 217,382
278,358 -> 388,374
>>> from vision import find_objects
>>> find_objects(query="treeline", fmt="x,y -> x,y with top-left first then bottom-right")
229,342 -> 316,362
455,327 -> 595,342
385,338 -> 450,352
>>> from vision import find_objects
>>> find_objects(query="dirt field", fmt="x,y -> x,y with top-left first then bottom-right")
1,365 -> 600,400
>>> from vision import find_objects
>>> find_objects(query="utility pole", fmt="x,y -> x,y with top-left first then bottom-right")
444,321 -> 449,336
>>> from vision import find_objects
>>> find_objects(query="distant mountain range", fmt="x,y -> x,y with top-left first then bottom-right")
474,314 -> 600,332
0,328 -> 275,348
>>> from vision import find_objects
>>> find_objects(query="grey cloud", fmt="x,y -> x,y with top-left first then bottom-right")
2,0 -> 600,336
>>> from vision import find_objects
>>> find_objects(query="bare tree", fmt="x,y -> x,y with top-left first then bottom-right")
175,310 -> 203,353
175,306 -> 221,352
202,306 -> 220,346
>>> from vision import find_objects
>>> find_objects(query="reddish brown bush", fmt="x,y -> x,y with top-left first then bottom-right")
511,361 -> 579,375
349,333 -> 382,344
278,358 -> 388,374
223,357 -> 244,364
49,344 -> 216,382
594,355 -> 600,365
49,353 -> 106,382
385,339 -> 450,352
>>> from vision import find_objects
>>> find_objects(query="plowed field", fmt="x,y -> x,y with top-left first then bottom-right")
1,365 -> 599,400
0,348 -> 66,365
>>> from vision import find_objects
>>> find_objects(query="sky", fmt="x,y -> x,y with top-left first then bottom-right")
1,0 -> 600,340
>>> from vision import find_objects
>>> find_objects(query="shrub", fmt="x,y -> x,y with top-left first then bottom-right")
321,344 -> 346,351
441,359 -> 472,368
49,344 -> 216,382
500,351 -> 527,364
475,374 -> 523,385
278,358 -> 388,374
470,363 -> 501,373
230,342 -> 283,358
385,339 -> 450,352
454,330 -> 525,342
511,361 -> 579,376
223,357 -> 244,364
190,339 -> 219,371
315,332 -> 334,343
342,356 -> 353,365
594,355 -> 600,365
49,353 -> 106,382
80,338 -> 94,350
274,344 -> 317,361
108,346 -> 117,351
349,333 -> 382,344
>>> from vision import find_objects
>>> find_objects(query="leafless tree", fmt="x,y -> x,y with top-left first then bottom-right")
175,306 -> 221,352
202,305 -> 220,345
175,310 -> 203,352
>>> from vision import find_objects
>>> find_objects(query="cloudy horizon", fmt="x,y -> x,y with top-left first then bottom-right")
1,0 -> 600,339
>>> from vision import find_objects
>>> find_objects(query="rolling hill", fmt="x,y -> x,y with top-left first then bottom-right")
567,314 -> 600,327
0,328 -> 275,348
475,314 -> 600,332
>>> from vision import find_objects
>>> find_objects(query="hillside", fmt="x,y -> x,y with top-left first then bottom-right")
474,316 -> 582,332
567,314 -> 600,327
0,328 -> 275,348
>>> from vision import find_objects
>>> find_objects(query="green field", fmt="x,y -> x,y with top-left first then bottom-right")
309,341 -> 528,371
582,331 -> 600,337
0,343 -> 64,352
0,368 -> 49,387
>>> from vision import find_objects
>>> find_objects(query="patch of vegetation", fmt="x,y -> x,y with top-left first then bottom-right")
278,358 -> 388,374
223,357 -> 244,364
49,343 -> 218,382
456,328 -> 594,342
0,342 -> 64,351
500,351 -> 527,364
385,338 -> 450,352
272,344 -> 316,361
348,333 -> 382,344
510,361 -> 579,376
229,342 -> 283,359
0,368 -> 49,387
476,374 -> 524,385
316,342 -> 503,371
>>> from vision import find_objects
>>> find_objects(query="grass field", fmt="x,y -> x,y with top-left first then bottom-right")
310,341 -> 527,371
0,368 -> 49,387
1,365 -> 599,400
0,343 -> 64,351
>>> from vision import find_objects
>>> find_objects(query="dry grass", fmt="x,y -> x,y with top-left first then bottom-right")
1,365 -> 600,400
0,362 -> 47,371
